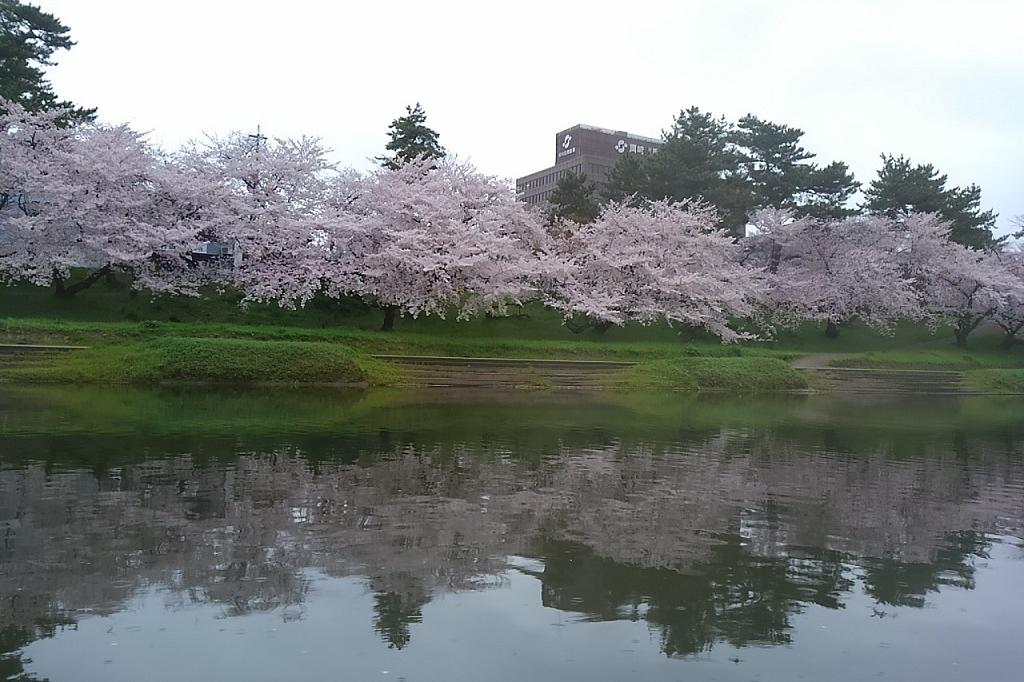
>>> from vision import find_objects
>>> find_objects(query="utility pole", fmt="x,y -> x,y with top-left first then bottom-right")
243,125 -> 270,225
248,125 -> 268,153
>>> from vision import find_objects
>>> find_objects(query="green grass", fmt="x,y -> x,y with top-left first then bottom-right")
0,275 -> 704,343
0,275 -> 975,351
1,337 -> 378,385
964,369 -> 1024,393
616,357 -> 808,392
0,316 -> 791,363
761,320 -> 952,352
832,347 -> 1024,371
2,276 -> 1022,390
0,335 -> 805,392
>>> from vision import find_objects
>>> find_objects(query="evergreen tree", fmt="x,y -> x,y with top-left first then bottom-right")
863,154 -> 999,250
647,107 -> 752,232
799,161 -> 860,220
377,102 -> 445,169
547,172 -> 601,224
0,0 -> 93,120
606,106 -> 753,233
733,114 -> 859,219
733,114 -> 813,209
603,153 -> 646,205
603,108 -> 860,229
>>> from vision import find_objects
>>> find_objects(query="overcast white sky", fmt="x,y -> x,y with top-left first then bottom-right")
37,0 -> 1024,234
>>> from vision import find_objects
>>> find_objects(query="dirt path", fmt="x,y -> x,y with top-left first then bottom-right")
371,354 -> 635,388
789,352 -> 853,369
790,353 -> 973,394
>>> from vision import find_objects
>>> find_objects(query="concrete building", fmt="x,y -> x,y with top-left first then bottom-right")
516,124 -> 662,206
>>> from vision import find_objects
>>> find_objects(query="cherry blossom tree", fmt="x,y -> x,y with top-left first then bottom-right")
0,102 -> 68,267
168,131 -> 336,306
547,200 -> 766,341
8,100 -> 1019,353
992,248 -> 1024,346
901,213 -> 1020,347
326,157 -> 555,330
743,210 -> 920,337
0,99 -> 206,296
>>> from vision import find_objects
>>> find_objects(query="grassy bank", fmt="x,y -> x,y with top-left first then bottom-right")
0,333 -> 807,391
1,337 -> 387,386
831,347 -> 1024,371
616,357 -> 808,392
964,369 -> 1024,393
1,277 -> 1021,391
0,316 -> 782,362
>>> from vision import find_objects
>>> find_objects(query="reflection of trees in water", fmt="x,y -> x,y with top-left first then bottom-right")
373,589 -> 427,650
527,527 -> 1001,656
0,617 -> 71,682
526,536 -> 855,656
1,425 -> 1022,663
861,530 -> 989,607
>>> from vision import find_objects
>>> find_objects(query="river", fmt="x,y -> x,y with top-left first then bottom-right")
1,386 -> 1022,681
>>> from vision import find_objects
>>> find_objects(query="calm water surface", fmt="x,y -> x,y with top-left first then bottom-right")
1,386 -> 1023,681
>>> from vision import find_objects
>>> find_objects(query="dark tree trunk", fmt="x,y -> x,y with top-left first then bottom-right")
1000,331 -> 1022,349
954,325 -> 972,348
53,266 -> 112,298
380,306 -> 397,331
104,269 -> 122,287
825,320 -> 841,338
767,242 -> 782,275
564,316 -> 591,334
564,315 -> 611,335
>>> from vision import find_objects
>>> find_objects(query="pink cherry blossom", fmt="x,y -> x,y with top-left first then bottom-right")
549,200 -> 766,341
744,209 -> 921,336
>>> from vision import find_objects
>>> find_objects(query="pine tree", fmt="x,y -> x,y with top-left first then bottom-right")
733,115 -> 813,209
863,154 -> 998,250
733,114 -> 859,219
799,161 -> 860,220
547,172 -> 601,224
607,106 -> 753,233
603,154 -> 646,205
377,102 -> 445,169
0,0 -> 93,120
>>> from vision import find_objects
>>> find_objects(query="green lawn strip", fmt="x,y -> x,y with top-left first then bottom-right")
0,317 -> 794,362
830,348 -> 1024,371
614,357 -> 808,392
0,335 -> 808,391
0,278 -> 985,351
963,369 -> 1024,393
3,279 -> 1023,388
0,336 -> 374,385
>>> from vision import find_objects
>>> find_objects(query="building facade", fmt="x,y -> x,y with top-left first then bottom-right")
516,124 -> 661,206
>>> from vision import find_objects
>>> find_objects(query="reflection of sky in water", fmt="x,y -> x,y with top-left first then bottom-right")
21,541 -> 1024,682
